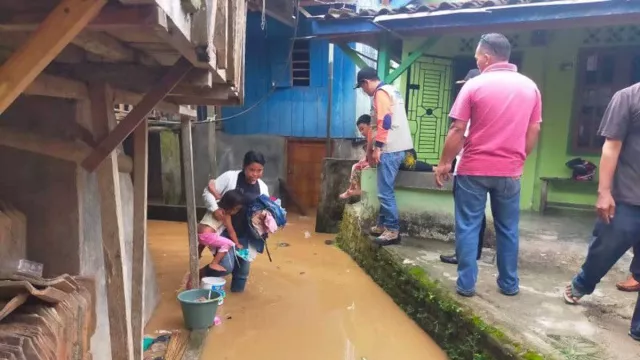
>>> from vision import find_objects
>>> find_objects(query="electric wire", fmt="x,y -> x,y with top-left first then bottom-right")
192,0 -> 302,125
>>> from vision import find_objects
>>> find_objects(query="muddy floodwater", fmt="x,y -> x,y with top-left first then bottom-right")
145,215 -> 446,360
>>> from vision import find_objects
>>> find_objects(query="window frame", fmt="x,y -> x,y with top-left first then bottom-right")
291,39 -> 311,87
569,46 -> 639,155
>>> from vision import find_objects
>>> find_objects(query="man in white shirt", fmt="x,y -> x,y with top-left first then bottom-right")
440,69 -> 486,265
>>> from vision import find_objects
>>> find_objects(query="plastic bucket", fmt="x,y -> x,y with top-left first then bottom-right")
177,289 -> 221,330
201,277 -> 226,305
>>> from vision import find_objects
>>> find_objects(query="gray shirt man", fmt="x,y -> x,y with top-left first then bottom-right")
598,83 -> 640,205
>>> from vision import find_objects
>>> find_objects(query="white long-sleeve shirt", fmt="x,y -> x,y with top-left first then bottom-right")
202,170 -> 269,212
453,122 -> 471,176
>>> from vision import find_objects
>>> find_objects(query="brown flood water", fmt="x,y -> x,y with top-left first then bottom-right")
145,215 -> 446,360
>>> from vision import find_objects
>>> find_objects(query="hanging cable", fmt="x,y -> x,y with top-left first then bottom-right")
190,0 -> 301,125
261,0 -> 267,30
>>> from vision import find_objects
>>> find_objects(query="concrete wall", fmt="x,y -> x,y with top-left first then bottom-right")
0,96 -> 82,276
0,96 -> 159,360
78,168 -> 159,360
360,168 -> 495,245
315,158 -> 358,233
159,130 -> 183,205
193,122 -> 217,207
155,129 -> 366,207
0,147 -> 80,276
215,132 -> 286,197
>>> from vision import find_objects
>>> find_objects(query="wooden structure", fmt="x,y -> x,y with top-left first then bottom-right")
538,177 -> 597,214
0,0 -> 247,359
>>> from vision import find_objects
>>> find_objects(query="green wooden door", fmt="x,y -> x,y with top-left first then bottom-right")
406,57 -> 453,164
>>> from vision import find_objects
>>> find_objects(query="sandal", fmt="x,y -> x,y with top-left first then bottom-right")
563,284 -> 582,305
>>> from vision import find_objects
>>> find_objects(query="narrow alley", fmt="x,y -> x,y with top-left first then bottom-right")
144,215 -> 446,360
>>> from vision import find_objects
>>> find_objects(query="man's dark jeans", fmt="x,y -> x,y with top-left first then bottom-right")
570,202 -> 640,336
376,151 -> 405,231
455,175 -> 521,296
630,244 -> 640,279
454,177 -> 485,259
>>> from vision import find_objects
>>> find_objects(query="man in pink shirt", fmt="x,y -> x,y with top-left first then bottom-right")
434,33 -> 542,297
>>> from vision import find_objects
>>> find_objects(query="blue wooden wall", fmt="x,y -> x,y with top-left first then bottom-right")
221,12 -> 358,138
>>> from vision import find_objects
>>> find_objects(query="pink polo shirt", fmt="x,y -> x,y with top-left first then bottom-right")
449,63 -> 542,177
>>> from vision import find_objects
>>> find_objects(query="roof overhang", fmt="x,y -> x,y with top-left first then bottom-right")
309,0 -> 640,41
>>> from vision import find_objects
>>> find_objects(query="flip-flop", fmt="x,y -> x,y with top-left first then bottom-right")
563,284 -> 581,305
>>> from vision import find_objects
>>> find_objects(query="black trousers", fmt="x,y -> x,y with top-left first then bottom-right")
453,176 -> 485,259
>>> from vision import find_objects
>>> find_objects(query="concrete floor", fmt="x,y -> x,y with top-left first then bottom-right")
144,215 -> 446,360
395,209 -> 640,359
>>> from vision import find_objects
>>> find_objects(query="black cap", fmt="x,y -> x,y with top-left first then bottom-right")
354,66 -> 379,89
456,69 -> 481,84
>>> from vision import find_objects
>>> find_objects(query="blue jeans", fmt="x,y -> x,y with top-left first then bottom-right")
200,247 -> 252,292
455,175 -> 521,295
630,243 -> 640,279
377,151 -> 405,231
570,202 -> 640,336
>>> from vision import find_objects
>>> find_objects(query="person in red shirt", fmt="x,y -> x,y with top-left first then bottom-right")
434,33 -> 542,297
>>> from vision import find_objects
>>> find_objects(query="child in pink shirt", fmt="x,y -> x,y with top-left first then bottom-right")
340,114 -> 373,199
198,190 -> 244,271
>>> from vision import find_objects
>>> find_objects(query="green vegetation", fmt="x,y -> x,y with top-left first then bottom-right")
336,207 -> 546,360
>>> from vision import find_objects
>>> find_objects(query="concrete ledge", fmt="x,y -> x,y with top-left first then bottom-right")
395,170 -> 453,192
337,205 -> 544,360
360,168 -> 497,246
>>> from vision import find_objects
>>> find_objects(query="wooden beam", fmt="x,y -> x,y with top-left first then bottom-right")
336,43 -> 369,70
113,89 -> 178,114
153,7 -> 226,83
22,72 -> 183,114
181,115 -> 200,291
25,73 -> 89,100
0,4 -> 158,32
376,32 -> 391,81
72,30 -> 135,62
0,0 -> 107,114
81,57 -> 193,172
0,127 -> 132,173
130,121 -> 148,360
89,82 -> 134,360
214,0 -> 228,69
385,37 -> 440,84
170,85 -> 230,98
165,95 -> 237,106
227,0 -> 247,88
45,63 -> 217,94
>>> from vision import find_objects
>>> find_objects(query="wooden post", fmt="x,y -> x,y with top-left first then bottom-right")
376,33 -> 390,81
384,37 -> 440,84
539,179 -> 549,215
90,82 -> 134,360
0,0 -> 107,114
81,57 -> 193,172
325,43 -> 334,158
181,115 -> 199,289
131,121 -> 148,360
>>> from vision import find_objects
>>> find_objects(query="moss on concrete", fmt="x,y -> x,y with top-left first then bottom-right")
336,206 -> 545,360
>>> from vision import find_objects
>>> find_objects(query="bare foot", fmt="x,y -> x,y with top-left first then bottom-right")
339,189 -> 354,199
209,263 -> 226,272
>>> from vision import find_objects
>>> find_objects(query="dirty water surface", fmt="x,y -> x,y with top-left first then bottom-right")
145,215 -> 446,360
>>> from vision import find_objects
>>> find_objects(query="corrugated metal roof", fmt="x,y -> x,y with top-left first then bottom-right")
323,0 -> 572,20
